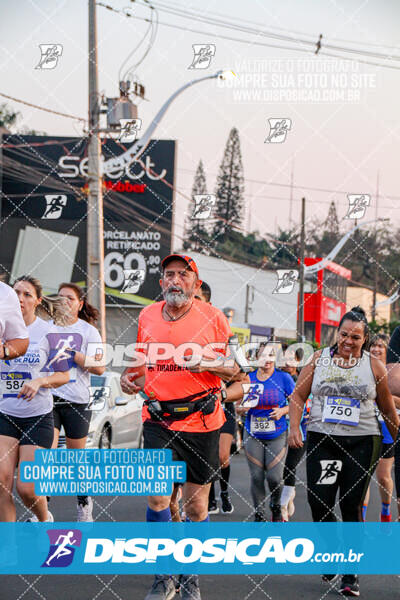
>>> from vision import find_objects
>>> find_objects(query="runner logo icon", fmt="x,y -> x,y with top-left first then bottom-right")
43,333 -> 83,372
241,383 -> 263,408
88,386 -> 111,411
121,269 -> 146,294
118,119 -> 142,143
188,44 -> 216,69
42,195 -> 67,219
273,270 -> 298,294
265,119 -> 292,143
317,460 -> 343,485
192,194 -> 216,220
346,194 -> 370,219
35,44 -> 63,70
42,529 -> 82,567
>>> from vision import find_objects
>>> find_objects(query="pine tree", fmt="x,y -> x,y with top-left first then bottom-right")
183,160 -> 209,252
212,127 -> 245,243
325,200 -> 340,236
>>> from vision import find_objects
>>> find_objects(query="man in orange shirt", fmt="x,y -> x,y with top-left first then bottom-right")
121,254 -> 239,600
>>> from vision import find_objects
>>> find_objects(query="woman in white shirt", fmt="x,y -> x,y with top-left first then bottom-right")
0,281 -> 29,361
0,276 -> 69,522
51,283 -> 105,522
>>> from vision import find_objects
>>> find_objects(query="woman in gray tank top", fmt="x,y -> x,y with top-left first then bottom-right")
288,306 -> 398,598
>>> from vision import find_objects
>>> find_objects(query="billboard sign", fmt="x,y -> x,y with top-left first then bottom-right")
0,135 -> 176,304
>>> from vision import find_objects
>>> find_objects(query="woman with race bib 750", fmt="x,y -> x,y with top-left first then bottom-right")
289,306 -> 398,597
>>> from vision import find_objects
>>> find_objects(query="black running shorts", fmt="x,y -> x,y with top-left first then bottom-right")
381,440 -> 395,459
143,421 -> 220,485
53,395 -> 92,439
0,410 -> 54,448
220,402 -> 237,436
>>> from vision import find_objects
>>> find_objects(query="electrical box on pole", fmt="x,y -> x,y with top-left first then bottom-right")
106,98 -> 138,128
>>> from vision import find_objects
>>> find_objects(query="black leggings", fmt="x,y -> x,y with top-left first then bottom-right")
306,431 -> 381,522
283,445 -> 306,486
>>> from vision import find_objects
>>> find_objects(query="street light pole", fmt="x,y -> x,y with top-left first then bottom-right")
371,172 -> 379,321
88,0 -> 106,341
104,71 -> 233,172
297,197 -> 305,341
304,218 -> 389,275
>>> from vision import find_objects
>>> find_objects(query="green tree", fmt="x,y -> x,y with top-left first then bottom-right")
0,103 -> 19,129
213,127 -> 245,243
269,227 -> 300,268
0,103 -> 47,134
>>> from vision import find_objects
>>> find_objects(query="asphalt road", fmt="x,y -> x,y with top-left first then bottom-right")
2,451 -> 399,600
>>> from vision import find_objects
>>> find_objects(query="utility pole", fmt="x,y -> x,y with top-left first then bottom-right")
297,197 -> 305,341
88,0 -> 106,341
371,172 -> 379,322
289,160 -> 294,226
245,284 -> 254,324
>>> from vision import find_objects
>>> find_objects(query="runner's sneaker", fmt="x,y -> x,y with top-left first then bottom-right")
322,574 -> 340,584
208,499 -> 219,515
179,574 -> 201,600
26,511 -> 54,523
339,575 -> 360,597
77,497 -> 93,522
380,513 -> 391,522
144,575 -> 176,600
271,506 -> 284,522
220,492 -> 234,514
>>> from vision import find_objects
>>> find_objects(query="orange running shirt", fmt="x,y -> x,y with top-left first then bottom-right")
136,299 -> 232,432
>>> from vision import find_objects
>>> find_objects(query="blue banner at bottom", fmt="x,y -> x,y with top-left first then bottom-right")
0,522 -> 398,574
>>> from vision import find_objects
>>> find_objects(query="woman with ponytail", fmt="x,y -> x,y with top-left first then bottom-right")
288,306 -> 399,597
0,276 -> 70,522
51,283 -> 105,522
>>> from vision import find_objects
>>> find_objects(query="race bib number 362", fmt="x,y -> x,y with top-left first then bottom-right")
322,396 -> 360,427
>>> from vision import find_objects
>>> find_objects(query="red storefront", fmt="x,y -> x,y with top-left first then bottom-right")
302,258 -> 352,346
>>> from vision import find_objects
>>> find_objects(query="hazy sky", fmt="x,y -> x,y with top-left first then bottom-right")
2,0 -> 400,250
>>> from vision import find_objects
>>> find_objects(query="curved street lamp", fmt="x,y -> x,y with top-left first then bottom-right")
104,70 -> 235,172
374,287 -> 400,308
304,218 -> 389,275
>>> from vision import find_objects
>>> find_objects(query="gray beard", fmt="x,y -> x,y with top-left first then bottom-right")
164,289 -> 191,308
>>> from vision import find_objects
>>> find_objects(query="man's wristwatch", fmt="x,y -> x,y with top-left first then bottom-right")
221,388 -> 227,403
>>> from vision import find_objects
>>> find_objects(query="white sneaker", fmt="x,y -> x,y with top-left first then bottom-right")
26,510 -> 54,523
77,497 -> 93,522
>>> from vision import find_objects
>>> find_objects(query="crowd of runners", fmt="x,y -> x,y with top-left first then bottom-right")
1,253 -> 400,599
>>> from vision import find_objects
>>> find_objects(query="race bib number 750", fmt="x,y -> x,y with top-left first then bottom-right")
322,396 -> 360,427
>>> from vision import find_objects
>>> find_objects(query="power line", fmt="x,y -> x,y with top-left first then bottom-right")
0,92 -> 86,122
150,0 -> 400,62
177,168 -> 400,202
98,2 -> 400,70
152,0 -> 400,52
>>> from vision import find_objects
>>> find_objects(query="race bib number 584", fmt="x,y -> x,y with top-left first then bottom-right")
1,372 -> 32,398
